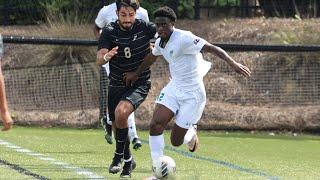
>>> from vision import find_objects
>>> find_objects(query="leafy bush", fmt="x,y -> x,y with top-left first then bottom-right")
41,0 -> 101,24
0,0 -> 44,25
177,0 -> 195,19
0,0 -> 101,25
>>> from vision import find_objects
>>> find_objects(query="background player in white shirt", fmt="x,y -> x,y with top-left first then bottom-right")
124,6 -> 251,172
0,34 -> 13,131
93,0 -> 149,148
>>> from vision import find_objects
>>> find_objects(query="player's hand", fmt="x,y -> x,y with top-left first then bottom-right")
96,47 -> 118,65
97,48 -> 108,60
123,71 -> 139,87
106,46 -> 119,60
1,112 -> 13,131
231,62 -> 251,77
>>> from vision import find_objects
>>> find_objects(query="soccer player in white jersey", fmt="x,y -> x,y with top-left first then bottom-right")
124,6 -> 251,173
93,0 -> 148,148
0,34 -> 13,131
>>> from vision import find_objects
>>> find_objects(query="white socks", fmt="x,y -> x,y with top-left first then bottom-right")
127,112 -> 138,142
106,114 -> 112,125
183,126 -> 196,144
149,134 -> 165,162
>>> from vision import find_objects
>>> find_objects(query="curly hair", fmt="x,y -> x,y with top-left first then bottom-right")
153,6 -> 177,22
116,0 -> 140,11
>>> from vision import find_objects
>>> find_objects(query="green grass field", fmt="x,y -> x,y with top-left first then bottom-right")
0,126 -> 319,179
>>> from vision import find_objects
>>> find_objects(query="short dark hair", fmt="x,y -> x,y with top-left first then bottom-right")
153,6 -> 177,22
116,0 -> 139,11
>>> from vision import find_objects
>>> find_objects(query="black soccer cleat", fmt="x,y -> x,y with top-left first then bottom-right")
109,156 -> 122,174
132,138 -> 142,150
120,161 -> 133,178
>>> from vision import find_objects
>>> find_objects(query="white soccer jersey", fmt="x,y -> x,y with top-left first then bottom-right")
152,28 -> 211,90
95,3 -> 149,73
95,3 -> 149,29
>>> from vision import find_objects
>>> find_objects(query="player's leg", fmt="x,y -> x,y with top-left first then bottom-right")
149,83 -> 178,164
119,82 -> 151,178
149,104 -> 174,163
99,67 -> 112,144
109,100 -> 133,174
127,112 -> 142,150
121,138 -> 136,178
107,86 -> 127,174
171,84 -> 206,152
0,69 -> 13,131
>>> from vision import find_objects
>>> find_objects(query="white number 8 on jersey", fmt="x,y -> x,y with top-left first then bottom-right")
124,47 -> 131,58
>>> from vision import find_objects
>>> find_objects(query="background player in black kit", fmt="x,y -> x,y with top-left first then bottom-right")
96,0 -> 156,178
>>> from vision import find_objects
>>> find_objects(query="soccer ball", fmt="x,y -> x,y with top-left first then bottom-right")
152,156 -> 176,179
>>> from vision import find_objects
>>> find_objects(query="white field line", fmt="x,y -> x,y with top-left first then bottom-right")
0,139 -> 104,179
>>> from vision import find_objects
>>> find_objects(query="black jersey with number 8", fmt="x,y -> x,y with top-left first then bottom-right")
98,19 -> 156,87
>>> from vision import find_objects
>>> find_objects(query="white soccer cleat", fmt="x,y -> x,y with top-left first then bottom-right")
188,133 -> 199,152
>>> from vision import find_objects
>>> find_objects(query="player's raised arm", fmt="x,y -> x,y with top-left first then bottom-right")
202,43 -> 251,77
123,53 -> 158,86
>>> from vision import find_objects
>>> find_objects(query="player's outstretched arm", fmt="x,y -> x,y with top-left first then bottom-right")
202,43 -> 251,77
96,46 -> 118,66
123,53 -> 158,86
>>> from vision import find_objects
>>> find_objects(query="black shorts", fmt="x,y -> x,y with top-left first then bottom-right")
108,81 -> 151,122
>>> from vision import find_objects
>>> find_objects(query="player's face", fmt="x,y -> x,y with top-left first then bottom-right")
117,6 -> 136,30
154,17 -> 174,40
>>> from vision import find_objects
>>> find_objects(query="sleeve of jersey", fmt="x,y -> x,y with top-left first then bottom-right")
152,40 -> 162,56
142,10 -> 150,23
98,29 -> 112,50
95,8 -> 107,28
180,32 -> 207,55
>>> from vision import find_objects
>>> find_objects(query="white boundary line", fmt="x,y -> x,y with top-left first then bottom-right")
0,139 -> 104,179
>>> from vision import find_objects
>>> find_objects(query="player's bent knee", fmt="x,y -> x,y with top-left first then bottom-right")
115,109 -> 130,128
149,120 -> 165,135
170,137 -> 183,147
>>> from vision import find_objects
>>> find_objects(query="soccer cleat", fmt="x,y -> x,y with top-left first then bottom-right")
131,158 -> 136,171
109,156 -> 122,174
132,138 -> 142,150
188,130 -> 199,152
120,161 -> 133,178
101,116 -> 113,144
104,131 -> 113,144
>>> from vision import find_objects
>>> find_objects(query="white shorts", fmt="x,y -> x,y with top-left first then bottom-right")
155,81 -> 206,129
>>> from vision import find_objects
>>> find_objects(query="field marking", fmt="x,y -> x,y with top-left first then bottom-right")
0,159 -> 49,180
141,139 -> 280,180
0,139 -> 104,179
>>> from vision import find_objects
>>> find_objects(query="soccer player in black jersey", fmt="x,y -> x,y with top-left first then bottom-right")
96,0 -> 156,178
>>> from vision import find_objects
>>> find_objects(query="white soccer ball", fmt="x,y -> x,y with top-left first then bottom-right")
152,156 -> 176,179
